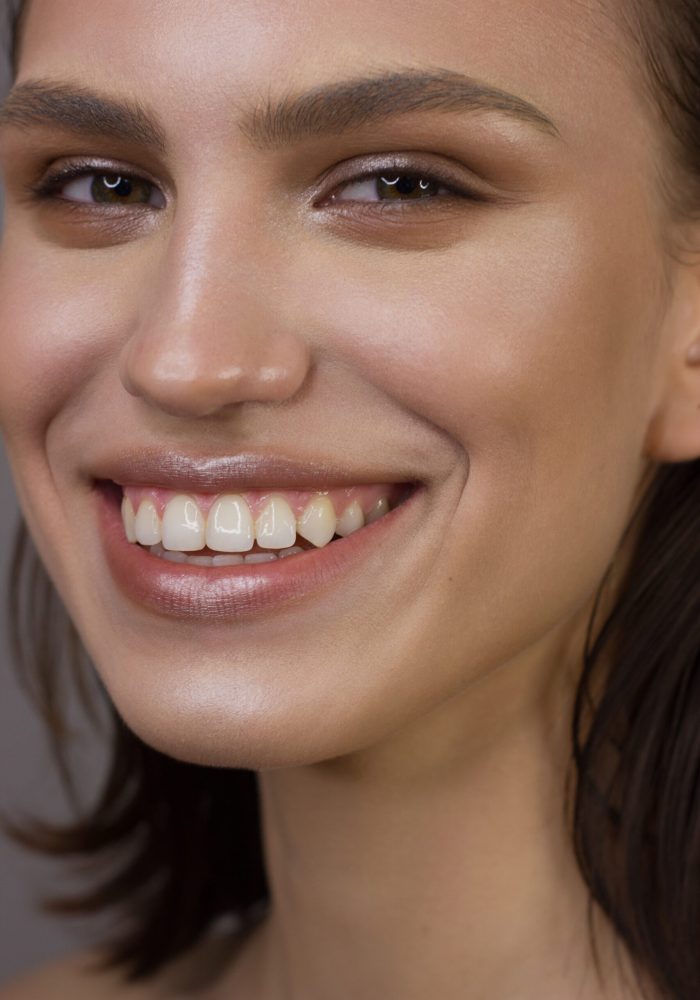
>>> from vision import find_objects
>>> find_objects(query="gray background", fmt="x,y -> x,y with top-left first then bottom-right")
0,450 -> 107,984
0,25 -> 108,985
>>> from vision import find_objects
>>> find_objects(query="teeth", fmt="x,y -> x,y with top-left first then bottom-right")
336,500 -> 364,537
147,545 -> 277,566
206,494 -> 254,552
297,496 -> 336,547
121,496 -> 137,542
366,497 -> 389,524
162,495 -> 205,551
255,495 -> 297,550
122,488 -> 398,555
135,499 -> 161,546
162,549 -> 187,563
212,553 -> 245,566
278,546 -> 304,559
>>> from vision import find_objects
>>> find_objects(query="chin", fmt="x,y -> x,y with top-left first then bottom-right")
89,646 -> 395,771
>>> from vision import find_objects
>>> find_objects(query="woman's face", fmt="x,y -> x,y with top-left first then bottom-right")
0,0 -> 673,767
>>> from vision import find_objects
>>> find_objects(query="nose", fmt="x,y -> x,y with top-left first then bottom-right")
119,222 -> 312,419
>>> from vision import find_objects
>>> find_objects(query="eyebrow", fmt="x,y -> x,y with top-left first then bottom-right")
0,68 -> 560,154
243,68 -> 561,146
0,79 -> 168,151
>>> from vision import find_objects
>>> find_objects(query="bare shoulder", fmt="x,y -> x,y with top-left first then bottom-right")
0,948 -> 152,1000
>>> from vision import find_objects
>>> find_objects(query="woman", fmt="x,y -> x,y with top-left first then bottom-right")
0,0 -> 699,996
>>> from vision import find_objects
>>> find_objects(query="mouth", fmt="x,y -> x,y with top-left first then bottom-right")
92,462 -> 421,621
116,480 -> 410,564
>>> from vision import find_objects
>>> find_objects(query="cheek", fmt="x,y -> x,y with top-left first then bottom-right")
302,201 -> 660,629
0,230 -> 126,442
309,202 -> 655,452
0,228 -> 141,589
305,197 -> 660,480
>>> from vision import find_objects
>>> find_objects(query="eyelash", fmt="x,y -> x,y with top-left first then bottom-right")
27,159 -> 483,212
28,162 -> 163,208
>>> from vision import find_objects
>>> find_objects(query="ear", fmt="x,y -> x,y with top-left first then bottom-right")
644,255 -> 700,463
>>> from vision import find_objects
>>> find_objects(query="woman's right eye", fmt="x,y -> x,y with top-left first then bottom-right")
35,169 -> 166,208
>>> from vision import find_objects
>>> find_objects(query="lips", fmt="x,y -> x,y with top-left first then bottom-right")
89,447 -> 415,494
90,451 -> 422,621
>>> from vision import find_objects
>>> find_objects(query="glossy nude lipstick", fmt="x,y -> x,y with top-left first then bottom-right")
92,458 -> 419,621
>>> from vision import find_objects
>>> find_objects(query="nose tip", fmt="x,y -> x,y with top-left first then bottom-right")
119,326 -> 313,418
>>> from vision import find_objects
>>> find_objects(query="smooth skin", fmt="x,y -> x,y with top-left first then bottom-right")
1,0 -> 700,997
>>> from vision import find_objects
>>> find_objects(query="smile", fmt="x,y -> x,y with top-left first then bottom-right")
120,483 -> 406,566
92,454 -> 423,621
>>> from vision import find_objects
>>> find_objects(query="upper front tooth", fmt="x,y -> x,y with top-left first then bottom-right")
206,494 -> 254,552
335,500 -> 364,537
135,498 -> 161,546
297,496 -> 336,547
255,495 -> 297,549
162,495 -> 205,551
121,496 -> 137,543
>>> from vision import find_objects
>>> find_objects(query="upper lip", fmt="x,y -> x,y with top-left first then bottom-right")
90,447 -> 417,492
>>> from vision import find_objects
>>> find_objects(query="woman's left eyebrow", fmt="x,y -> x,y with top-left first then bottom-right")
242,67 -> 562,146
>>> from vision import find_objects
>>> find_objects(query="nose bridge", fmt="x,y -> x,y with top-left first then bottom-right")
120,204 -> 311,418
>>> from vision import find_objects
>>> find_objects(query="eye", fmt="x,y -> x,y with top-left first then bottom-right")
31,166 -> 166,208
329,170 -> 464,204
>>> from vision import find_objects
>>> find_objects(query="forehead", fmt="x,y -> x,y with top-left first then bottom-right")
14,0 -> 645,159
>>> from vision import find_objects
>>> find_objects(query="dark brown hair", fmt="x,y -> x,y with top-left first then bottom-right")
3,1 -> 700,997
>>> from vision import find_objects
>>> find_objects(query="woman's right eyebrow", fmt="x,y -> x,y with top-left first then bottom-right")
0,79 -> 168,151
0,68 -> 561,153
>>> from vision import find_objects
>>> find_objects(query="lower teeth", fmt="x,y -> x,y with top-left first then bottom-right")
146,543 -> 306,565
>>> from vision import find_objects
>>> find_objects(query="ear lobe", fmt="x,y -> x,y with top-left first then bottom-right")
643,263 -> 700,464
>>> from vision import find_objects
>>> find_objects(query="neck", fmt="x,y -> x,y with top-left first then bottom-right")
222,603 -> 641,1000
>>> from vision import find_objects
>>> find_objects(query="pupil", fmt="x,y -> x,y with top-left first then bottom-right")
92,174 -> 148,204
396,175 -> 417,195
111,177 -> 131,196
377,173 -> 440,200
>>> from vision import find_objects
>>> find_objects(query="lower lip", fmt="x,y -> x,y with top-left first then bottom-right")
95,481 -> 420,621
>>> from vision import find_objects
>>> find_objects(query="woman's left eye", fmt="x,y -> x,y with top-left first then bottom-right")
329,171 -> 459,203
36,169 -> 166,208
